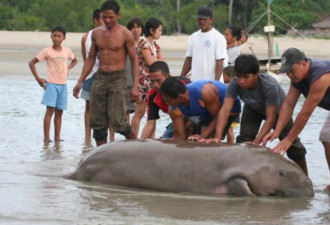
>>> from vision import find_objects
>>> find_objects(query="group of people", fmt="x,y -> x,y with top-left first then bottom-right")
29,0 -> 330,192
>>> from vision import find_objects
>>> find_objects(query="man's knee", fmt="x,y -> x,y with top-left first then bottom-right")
93,129 -> 108,141
320,129 -> 330,142
286,146 -> 306,161
236,134 -> 254,143
118,126 -> 135,139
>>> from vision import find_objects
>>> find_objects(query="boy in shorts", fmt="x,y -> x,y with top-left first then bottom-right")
80,9 -> 109,141
29,26 -> 77,142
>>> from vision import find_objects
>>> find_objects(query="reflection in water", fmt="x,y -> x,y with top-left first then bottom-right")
41,141 -> 63,160
41,139 -> 96,162
81,140 -> 95,155
72,183 -> 315,224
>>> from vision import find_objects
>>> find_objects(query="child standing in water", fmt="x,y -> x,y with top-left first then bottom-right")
29,26 -> 77,142
223,66 -> 240,143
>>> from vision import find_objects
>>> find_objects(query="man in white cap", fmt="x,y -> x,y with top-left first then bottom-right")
180,5 -> 228,82
263,47 -> 330,192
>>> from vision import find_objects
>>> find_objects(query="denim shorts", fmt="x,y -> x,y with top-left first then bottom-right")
126,86 -> 136,112
41,82 -> 67,110
160,123 -> 173,139
82,75 -> 95,92
80,89 -> 90,101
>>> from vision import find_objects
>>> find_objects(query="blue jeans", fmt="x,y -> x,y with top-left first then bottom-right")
160,123 -> 173,139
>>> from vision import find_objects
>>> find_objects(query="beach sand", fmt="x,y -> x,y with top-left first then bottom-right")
1,30 -> 330,76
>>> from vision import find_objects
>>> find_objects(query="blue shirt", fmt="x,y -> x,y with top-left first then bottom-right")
171,80 -> 241,122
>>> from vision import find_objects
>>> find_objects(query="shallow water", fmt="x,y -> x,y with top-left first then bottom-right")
0,47 -> 330,224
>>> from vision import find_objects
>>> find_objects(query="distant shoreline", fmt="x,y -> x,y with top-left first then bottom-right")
1,30 -> 330,58
0,30 -> 189,52
1,30 -> 330,77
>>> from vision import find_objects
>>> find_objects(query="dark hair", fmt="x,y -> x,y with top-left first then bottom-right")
223,66 -> 235,77
101,0 -> 120,14
149,61 -> 170,75
160,76 -> 186,99
144,18 -> 163,37
234,54 -> 260,77
127,17 -> 144,36
241,30 -> 248,40
51,26 -> 66,36
227,25 -> 242,41
93,9 -> 101,20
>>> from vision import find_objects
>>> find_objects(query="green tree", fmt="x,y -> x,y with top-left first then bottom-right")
250,0 -> 320,34
0,0 -> 330,34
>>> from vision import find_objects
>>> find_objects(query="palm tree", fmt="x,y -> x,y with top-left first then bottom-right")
177,0 -> 181,33
229,0 -> 233,24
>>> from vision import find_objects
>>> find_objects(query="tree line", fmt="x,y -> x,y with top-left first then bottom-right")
1,0 -> 330,35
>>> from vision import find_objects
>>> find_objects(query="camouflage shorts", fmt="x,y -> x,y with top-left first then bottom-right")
90,70 -> 131,140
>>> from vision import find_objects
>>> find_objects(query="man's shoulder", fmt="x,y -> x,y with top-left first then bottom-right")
118,24 -> 131,34
310,59 -> 330,75
90,27 -> 104,40
210,28 -> 225,39
190,29 -> 202,38
92,26 -> 103,34
192,29 -> 201,35
119,25 -> 134,41
259,73 -> 281,87
258,74 -> 285,97
226,79 -> 242,97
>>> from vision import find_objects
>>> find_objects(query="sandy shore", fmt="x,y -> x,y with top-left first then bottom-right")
1,30 -> 330,77
0,30 -> 190,52
2,30 -> 330,56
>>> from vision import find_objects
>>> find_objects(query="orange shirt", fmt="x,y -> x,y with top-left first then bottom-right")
36,46 -> 75,84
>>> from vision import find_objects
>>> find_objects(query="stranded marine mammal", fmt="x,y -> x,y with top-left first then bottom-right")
68,140 -> 314,197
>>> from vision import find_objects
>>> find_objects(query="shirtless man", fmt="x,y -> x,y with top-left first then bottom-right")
73,0 -> 139,146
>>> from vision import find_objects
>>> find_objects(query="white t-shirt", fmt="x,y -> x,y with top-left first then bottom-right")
186,27 -> 228,82
84,29 -> 99,80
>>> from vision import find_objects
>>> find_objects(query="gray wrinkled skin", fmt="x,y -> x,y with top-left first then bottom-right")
68,140 -> 314,197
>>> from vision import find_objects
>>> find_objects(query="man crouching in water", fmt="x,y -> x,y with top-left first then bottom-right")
73,0 -> 139,146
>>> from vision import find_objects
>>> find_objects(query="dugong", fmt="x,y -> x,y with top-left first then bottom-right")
69,140 -> 314,197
